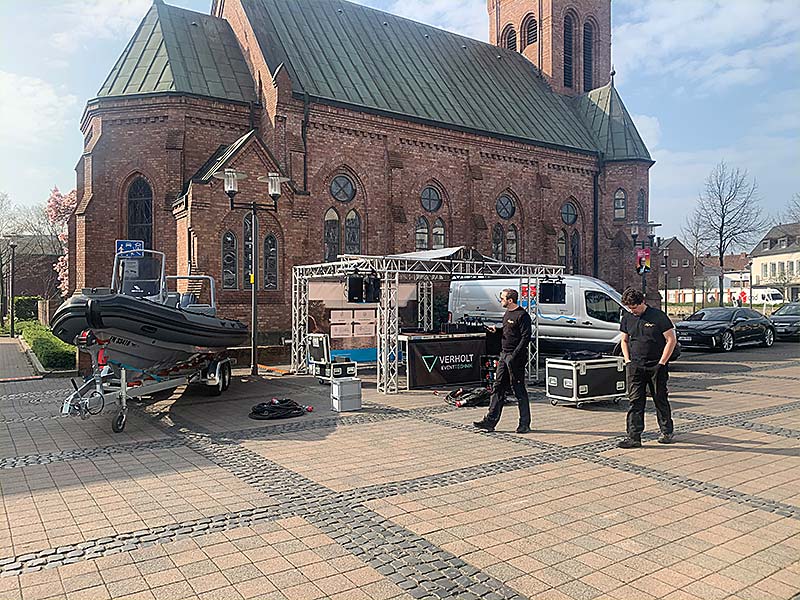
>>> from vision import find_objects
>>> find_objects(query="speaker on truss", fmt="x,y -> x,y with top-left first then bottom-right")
364,275 -> 381,303
347,276 -> 364,303
539,281 -> 566,304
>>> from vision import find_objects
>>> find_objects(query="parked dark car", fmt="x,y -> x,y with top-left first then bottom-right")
770,303 -> 800,341
674,307 -> 775,351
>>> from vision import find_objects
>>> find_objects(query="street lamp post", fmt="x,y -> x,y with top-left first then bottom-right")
8,241 -> 17,337
213,168 -> 288,376
630,222 -> 661,296
662,248 -> 670,315
747,261 -> 753,310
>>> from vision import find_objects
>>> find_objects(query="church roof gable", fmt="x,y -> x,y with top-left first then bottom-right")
572,78 -> 652,163
241,0 -> 599,154
98,1 -> 256,103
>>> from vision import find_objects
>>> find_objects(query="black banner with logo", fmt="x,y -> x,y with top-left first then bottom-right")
408,336 -> 486,388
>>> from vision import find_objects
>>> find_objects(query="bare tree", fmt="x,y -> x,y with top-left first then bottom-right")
697,161 -> 768,306
784,192 -> 800,223
0,192 -> 18,324
681,208 -> 706,314
13,203 -> 63,300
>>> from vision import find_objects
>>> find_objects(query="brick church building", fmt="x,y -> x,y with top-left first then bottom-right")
69,0 -> 653,337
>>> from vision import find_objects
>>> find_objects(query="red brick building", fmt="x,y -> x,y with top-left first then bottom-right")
69,0 -> 654,339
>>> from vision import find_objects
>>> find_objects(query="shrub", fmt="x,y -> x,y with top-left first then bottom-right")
20,321 -> 75,370
13,296 -> 41,321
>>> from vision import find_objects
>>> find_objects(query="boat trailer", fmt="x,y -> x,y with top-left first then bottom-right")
62,331 -> 232,433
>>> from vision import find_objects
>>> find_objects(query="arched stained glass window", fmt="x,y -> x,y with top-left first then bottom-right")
243,213 -> 254,289
506,225 -> 518,263
614,189 -> 627,220
324,208 -> 340,262
415,216 -> 429,251
222,231 -> 237,289
637,189 -> 647,222
571,231 -> 581,274
492,224 -> 504,260
557,230 -> 568,267
432,218 -> 445,250
564,15 -> 574,88
345,210 -> 361,254
264,234 -> 278,290
583,22 -> 594,91
127,177 -> 153,249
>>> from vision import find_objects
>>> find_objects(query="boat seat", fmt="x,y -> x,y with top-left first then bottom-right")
185,304 -> 216,316
180,293 -> 198,308
165,292 -> 180,308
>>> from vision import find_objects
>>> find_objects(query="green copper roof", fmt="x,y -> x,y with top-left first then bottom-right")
98,1 -> 256,103
241,0 -> 599,154
572,77 -> 651,162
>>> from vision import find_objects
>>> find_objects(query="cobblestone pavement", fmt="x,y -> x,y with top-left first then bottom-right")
1,344 -> 799,600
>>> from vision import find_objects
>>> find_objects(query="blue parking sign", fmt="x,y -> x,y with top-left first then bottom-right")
116,239 -> 144,257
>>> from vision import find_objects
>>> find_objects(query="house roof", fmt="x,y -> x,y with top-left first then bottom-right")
699,253 -> 751,272
98,0 -> 256,104
750,223 -> 800,258
571,75 -> 652,163
239,0 -> 603,154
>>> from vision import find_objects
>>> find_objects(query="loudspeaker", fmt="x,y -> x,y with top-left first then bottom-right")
540,282 -> 566,304
364,275 -> 381,303
347,276 -> 364,303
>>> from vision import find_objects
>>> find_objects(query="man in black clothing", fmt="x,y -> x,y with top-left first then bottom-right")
474,288 -> 532,433
618,288 -> 677,448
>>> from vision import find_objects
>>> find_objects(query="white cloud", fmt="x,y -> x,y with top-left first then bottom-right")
613,0 -> 800,90
49,0 -> 152,53
631,113 -> 661,150
0,71 -> 77,148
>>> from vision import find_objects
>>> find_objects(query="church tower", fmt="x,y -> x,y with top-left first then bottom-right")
487,0 -> 611,96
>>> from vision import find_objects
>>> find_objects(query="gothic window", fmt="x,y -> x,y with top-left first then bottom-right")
583,22 -> 594,91
614,189 -> 627,220
264,234 -> 278,290
127,177 -> 153,249
415,216 -> 430,251
557,230 -> 567,267
502,25 -> 517,51
221,231 -> 237,289
561,201 -> 578,225
571,231 -> 581,274
492,224 -> 504,260
344,210 -> 361,254
420,186 -> 442,212
243,213 -> 254,288
506,225 -> 518,262
330,174 -> 355,203
637,189 -> 647,222
432,218 -> 445,250
563,14 -> 574,88
496,194 -> 516,220
324,208 -> 340,262
522,15 -> 538,47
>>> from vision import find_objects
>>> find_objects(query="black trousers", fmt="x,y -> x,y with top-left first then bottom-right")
486,352 -> 530,427
626,363 -> 673,440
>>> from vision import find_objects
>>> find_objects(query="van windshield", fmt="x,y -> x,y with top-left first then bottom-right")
770,293 -> 784,301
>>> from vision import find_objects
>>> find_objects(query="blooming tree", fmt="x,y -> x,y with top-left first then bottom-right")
46,187 -> 77,297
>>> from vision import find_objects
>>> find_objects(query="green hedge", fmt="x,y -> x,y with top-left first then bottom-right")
20,321 -> 75,370
13,296 -> 41,321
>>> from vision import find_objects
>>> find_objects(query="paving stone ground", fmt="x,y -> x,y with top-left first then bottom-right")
0,342 -> 798,599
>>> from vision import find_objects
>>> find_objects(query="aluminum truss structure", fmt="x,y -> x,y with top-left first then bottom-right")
291,247 -> 564,394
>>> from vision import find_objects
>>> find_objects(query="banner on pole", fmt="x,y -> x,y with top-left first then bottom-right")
635,248 -> 651,275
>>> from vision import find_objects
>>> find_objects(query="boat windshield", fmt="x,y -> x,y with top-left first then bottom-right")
114,251 -> 165,300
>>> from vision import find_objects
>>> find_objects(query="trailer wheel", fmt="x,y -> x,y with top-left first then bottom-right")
550,399 -> 558,406
112,411 -> 127,433
220,362 -> 231,391
576,402 -> 585,409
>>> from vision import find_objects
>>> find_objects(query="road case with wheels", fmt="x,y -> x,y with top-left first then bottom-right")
546,357 -> 626,408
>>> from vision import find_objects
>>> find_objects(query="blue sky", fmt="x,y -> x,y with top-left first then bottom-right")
1,0 -> 798,239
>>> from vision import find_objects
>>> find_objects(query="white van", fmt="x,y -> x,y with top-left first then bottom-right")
750,288 -> 784,306
449,275 -> 627,355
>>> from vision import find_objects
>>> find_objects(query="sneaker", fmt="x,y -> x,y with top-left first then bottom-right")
658,433 -> 675,444
515,425 -> 532,434
617,437 -> 642,449
473,420 -> 495,432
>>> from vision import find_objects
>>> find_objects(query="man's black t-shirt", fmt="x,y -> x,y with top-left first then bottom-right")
501,306 -> 532,360
620,306 -> 673,366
